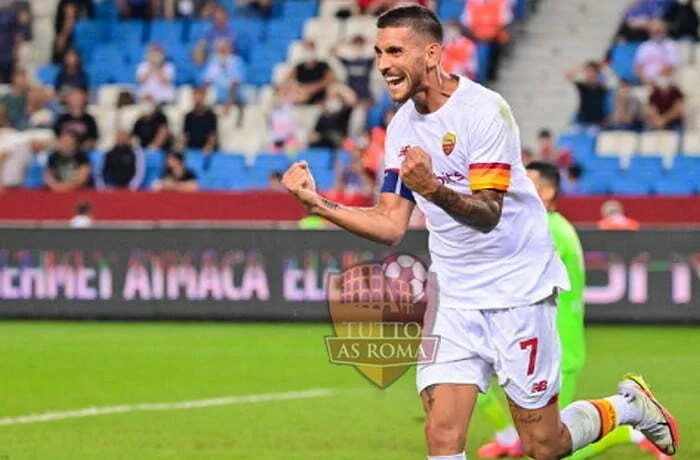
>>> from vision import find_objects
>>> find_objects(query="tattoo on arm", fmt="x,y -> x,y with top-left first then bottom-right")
427,187 -> 505,233
423,384 -> 437,412
320,198 -> 340,210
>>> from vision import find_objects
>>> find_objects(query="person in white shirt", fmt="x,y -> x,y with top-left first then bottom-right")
136,44 -> 176,104
281,5 -> 679,460
634,19 -> 679,84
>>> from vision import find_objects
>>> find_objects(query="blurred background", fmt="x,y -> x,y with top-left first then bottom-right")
0,0 -> 698,459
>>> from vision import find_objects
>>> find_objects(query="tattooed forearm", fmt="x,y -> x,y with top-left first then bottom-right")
426,186 -> 504,233
319,198 -> 340,210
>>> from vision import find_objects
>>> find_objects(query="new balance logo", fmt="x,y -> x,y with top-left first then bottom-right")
531,380 -> 549,393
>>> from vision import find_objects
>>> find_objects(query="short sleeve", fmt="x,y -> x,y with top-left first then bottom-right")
163,63 -> 175,82
379,121 -> 415,202
467,99 -> 519,192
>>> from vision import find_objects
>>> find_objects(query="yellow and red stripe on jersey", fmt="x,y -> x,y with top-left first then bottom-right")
468,162 -> 511,191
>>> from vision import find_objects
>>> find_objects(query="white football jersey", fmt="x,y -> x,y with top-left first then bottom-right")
381,76 -> 570,310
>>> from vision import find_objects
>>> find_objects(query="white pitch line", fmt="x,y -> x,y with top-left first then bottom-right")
0,388 -> 335,427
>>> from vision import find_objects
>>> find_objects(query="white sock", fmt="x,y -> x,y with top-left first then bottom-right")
605,394 -> 642,425
495,426 -> 519,446
630,427 -> 646,444
428,453 -> 466,460
561,401 -> 602,451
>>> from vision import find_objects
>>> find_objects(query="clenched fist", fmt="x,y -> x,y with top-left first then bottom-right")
282,161 -> 321,210
400,147 -> 440,198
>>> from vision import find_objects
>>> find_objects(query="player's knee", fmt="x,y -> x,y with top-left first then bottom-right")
424,417 -> 465,454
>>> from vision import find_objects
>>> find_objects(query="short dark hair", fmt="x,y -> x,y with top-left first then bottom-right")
377,4 -> 443,43
526,161 -> 561,194
537,129 -> 552,139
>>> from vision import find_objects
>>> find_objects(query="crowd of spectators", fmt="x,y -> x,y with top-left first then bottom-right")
0,0 -> 527,200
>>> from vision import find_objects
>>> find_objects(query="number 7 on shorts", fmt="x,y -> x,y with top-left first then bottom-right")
519,338 -> 539,376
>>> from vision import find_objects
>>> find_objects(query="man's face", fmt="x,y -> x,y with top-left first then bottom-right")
375,26 -> 430,103
584,66 -> 597,83
526,169 -> 555,207
650,20 -> 666,40
213,8 -> 228,28
193,89 -> 206,106
67,91 -> 85,112
58,133 -> 77,155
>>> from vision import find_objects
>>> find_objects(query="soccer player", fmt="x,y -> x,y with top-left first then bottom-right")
475,161 -> 670,460
282,6 -> 679,460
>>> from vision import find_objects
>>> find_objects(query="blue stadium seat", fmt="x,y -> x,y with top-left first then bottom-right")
74,19 -> 107,46
37,65 -> 58,86
24,163 -> 44,189
609,178 -> 651,195
476,43 -> 491,84
297,148 -> 333,171
148,20 -> 185,44
187,20 -> 209,43
653,177 -> 695,195
91,43 -> 125,64
281,0 -> 318,19
514,0 -> 529,20
575,175 -> 610,194
86,64 -> 112,86
584,156 -> 622,175
109,21 -> 147,44
231,18 -> 264,41
670,155 -> 700,177
88,150 -> 104,181
146,150 -> 166,170
558,131 -> 596,161
314,169 -> 335,191
111,63 -> 138,84
184,149 -> 205,172
207,154 -> 247,177
95,0 -> 118,20
626,157 -> 664,180
336,150 -> 352,167
265,19 -> 302,40
252,153 -> 291,173
438,0 -> 464,21
610,43 -> 641,83
143,169 -> 161,189
123,42 -> 145,64
228,173 -> 252,191
248,167 -> 272,189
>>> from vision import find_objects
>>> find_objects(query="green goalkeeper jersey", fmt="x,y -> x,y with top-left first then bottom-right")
548,211 -> 586,373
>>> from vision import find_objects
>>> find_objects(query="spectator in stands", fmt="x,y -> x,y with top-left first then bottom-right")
325,138 -> 376,207
25,87 -> 54,130
442,20 -> 478,80
53,89 -> 98,152
55,0 -> 93,36
52,1 -> 78,64
332,35 -> 375,105
0,68 -> 28,129
598,200 -> 640,230
152,151 -> 198,191
55,49 -> 89,94
634,19 -> 678,84
44,130 -> 92,191
201,38 -> 245,113
0,0 -> 27,83
610,79 -> 643,130
158,0 -> 208,19
664,0 -> 699,41
645,67 -> 684,129
537,129 -> 571,168
133,103 -> 173,151
69,200 -> 93,228
615,0 -> 667,42
99,130 -> 145,190
269,86 -> 297,151
117,0 -> 153,20
282,40 -> 335,105
565,61 -> 609,129
193,5 -> 236,66
136,44 -> 176,105
309,86 -> 356,150
561,164 -> 583,195
460,0 -> 512,81
183,86 -> 218,154
521,147 -> 535,166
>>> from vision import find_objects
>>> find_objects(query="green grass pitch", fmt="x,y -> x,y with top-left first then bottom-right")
0,322 -> 696,459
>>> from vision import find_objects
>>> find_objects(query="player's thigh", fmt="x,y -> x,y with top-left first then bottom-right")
489,301 -> 562,410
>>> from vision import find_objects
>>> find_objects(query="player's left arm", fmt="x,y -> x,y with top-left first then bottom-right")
400,148 -> 503,233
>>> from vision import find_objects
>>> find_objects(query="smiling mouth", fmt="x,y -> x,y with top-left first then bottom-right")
385,75 -> 405,89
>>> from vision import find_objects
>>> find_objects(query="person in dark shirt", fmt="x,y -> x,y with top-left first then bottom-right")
283,40 -> 335,105
99,130 -> 145,189
645,68 -> 684,129
54,89 -> 98,151
44,130 -> 92,191
153,151 -> 198,191
133,104 -> 172,151
334,35 -> 375,104
664,0 -> 699,40
117,0 -> 152,20
309,87 -> 356,149
54,0 -> 93,35
55,49 -> 89,93
0,2 -> 23,83
565,61 -> 609,127
183,86 -> 218,153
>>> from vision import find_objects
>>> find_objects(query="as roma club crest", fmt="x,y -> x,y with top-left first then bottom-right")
325,254 -> 440,389
441,132 -> 457,155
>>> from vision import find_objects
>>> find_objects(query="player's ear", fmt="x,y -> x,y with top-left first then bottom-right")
425,42 -> 441,69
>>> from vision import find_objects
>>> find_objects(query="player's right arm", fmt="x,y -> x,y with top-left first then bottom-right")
282,162 -> 414,246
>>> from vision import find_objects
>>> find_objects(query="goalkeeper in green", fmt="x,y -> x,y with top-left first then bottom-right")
475,162 -> 669,460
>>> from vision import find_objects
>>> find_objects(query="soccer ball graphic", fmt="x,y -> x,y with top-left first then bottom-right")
381,253 -> 428,303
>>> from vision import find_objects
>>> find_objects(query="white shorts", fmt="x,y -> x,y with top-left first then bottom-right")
417,299 -> 561,410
